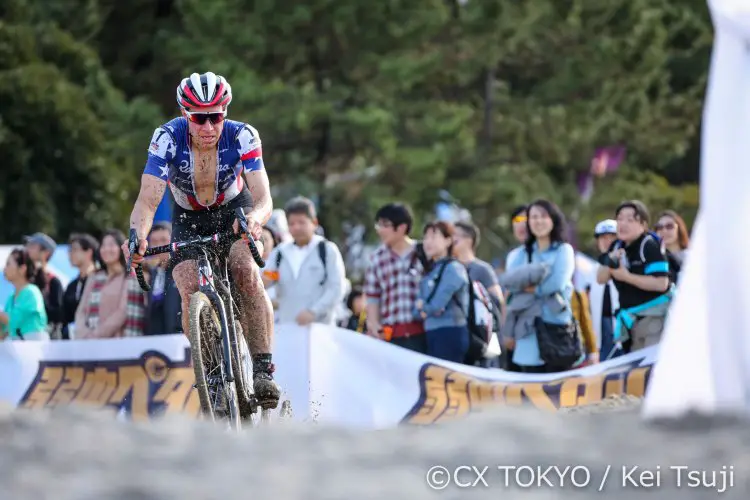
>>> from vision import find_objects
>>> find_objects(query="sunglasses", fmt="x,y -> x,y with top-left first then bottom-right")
654,222 -> 676,231
185,110 -> 226,125
512,215 -> 528,224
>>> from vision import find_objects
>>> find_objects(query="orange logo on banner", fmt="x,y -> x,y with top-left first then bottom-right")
18,349 -> 200,420
401,357 -> 652,425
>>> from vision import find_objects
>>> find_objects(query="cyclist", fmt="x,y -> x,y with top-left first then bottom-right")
122,72 -> 280,409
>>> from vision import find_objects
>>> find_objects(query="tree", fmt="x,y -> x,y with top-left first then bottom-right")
0,14 -> 162,242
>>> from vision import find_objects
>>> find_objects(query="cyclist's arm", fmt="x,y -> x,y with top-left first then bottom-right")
243,169 -> 272,225
130,174 -> 167,240
238,125 -> 272,225
132,127 -> 172,240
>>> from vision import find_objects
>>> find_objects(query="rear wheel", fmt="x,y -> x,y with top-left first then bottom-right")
188,292 -> 241,429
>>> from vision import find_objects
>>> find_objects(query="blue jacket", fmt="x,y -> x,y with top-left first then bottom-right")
506,241 -> 575,366
414,258 -> 469,331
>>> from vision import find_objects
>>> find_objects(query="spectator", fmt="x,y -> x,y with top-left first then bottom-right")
415,221 -> 470,363
504,199 -> 576,373
597,200 -> 672,353
453,220 -> 505,367
340,286 -> 366,332
0,249 -> 48,340
267,208 -> 292,244
364,203 -> 427,353
453,221 -> 505,310
655,210 -> 690,284
261,225 -> 281,309
261,226 -> 280,261
589,220 -> 621,360
143,223 -> 181,335
262,196 -> 346,326
24,232 -> 64,339
501,205 -> 527,372
504,205 -> 528,269
62,233 -> 100,340
74,229 -> 146,339
570,287 -> 598,366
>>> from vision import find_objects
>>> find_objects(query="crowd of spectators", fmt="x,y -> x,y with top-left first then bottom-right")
0,195 -> 688,375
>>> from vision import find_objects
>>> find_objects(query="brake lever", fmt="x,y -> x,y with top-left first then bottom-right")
127,229 -> 139,275
235,208 -> 250,236
128,229 -> 151,292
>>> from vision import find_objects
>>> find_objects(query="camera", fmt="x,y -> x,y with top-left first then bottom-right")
602,253 -> 620,269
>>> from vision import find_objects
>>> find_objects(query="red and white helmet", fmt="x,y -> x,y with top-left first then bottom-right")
176,72 -> 232,110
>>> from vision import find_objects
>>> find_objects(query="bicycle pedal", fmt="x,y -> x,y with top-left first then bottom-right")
257,398 -> 280,410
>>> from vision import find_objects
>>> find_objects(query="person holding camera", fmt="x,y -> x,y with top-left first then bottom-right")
596,201 -> 672,354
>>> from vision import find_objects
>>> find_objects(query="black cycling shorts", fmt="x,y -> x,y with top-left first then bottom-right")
167,187 -> 253,273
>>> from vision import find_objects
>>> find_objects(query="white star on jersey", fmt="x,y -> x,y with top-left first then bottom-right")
159,165 -> 169,178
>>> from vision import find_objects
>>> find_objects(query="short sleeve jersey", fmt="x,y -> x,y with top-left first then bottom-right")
143,117 -> 264,211
608,232 -> 669,309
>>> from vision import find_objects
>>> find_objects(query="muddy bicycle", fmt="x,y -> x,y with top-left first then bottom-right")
128,210 -> 290,430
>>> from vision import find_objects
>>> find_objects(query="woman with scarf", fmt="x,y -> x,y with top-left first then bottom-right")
74,229 -> 146,339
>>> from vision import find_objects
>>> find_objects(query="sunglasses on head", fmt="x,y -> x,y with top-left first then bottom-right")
654,222 -> 676,231
185,110 -> 226,125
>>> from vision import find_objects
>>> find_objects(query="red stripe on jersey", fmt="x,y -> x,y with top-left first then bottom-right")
240,148 -> 262,161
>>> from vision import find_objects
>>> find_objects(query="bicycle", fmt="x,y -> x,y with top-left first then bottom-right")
127,209 -> 291,431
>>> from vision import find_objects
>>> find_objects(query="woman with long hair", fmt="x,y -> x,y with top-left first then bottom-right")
74,229 -> 146,339
655,210 -> 690,284
0,249 -> 48,340
506,199 -> 576,373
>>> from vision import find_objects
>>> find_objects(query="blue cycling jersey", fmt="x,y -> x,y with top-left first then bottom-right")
143,117 -> 264,211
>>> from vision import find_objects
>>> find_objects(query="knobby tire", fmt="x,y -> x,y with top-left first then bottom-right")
188,291 -> 241,430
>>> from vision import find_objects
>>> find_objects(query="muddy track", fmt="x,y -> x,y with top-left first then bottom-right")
0,400 -> 747,499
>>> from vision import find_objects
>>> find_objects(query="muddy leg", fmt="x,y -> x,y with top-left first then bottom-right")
228,240 -> 273,354
172,260 -> 199,336
228,239 -> 279,408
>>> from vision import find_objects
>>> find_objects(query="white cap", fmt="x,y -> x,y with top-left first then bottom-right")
594,219 -> 617,236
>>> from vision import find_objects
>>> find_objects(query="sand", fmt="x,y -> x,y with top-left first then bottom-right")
0,398 -> 746,499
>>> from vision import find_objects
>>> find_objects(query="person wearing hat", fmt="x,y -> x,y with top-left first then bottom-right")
590,219 -> 621,360
24,232 -> 64,340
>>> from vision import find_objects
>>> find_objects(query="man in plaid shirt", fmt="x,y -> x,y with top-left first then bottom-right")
364,203 -> 427,354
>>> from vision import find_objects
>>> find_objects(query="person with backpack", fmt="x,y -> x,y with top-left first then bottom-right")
414,221 -> 471,363
453,221 -> 504,367
596,200 -> 672,353
262,196 -> 346,326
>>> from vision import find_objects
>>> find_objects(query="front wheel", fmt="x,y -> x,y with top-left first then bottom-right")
188,291 -> 241,429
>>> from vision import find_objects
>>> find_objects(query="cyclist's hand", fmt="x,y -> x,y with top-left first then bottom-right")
123,231 -> 148,270
233,213 -> 263,240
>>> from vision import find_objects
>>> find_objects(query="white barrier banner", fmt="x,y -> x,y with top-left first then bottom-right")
0,327 -> 311,422
0,324 -> 658,428
307,325 -> 658,428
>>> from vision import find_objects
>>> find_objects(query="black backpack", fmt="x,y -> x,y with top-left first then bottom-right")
463,268 -> 501,364
275,240 -> 328,286
425,260 -> 499,364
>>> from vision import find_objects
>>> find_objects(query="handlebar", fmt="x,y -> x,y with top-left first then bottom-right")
127,209 -> 266,293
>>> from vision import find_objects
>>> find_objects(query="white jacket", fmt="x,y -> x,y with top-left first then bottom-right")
588,265 -> 620,349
